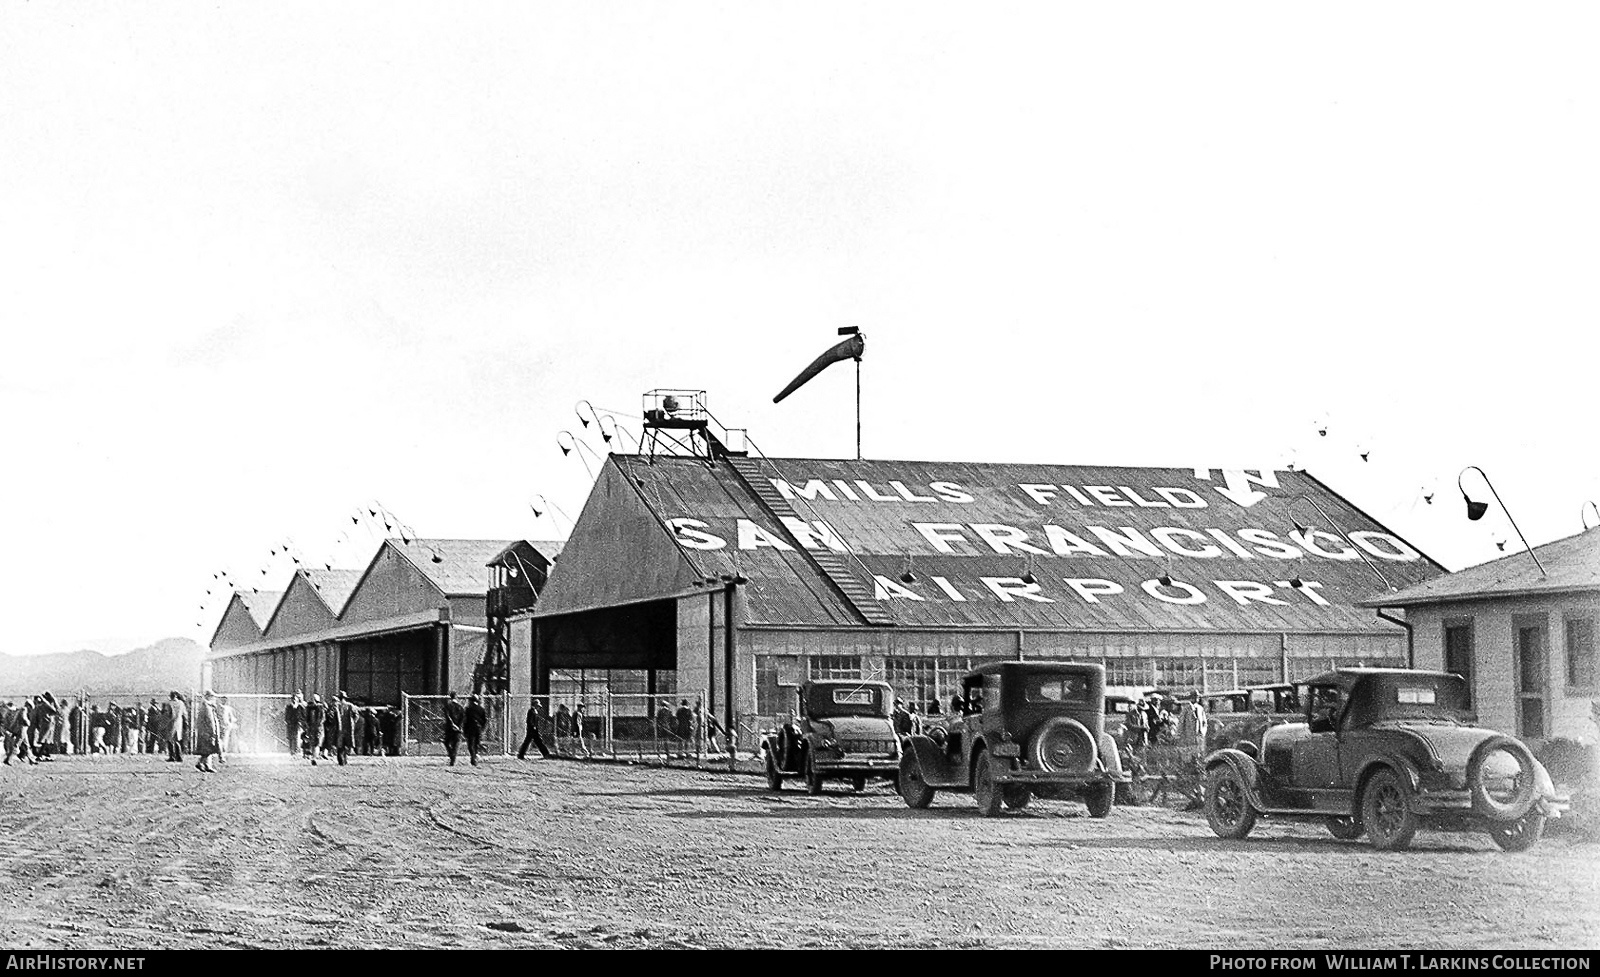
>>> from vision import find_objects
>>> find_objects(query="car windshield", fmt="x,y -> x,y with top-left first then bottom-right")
1022,674 -> 1090,705
806,684 -> 888,718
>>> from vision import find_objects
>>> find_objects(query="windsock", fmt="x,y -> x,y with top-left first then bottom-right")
772,333 -> 865,403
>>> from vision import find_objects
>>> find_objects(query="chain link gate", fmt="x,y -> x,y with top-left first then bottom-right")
400,693 -> 515,756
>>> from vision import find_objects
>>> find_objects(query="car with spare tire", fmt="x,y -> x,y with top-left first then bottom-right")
897,661 -> 1128,817
760,680 -> 901,794
1202,668 -> 1569,851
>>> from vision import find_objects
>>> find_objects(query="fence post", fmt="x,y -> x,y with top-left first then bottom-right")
501,693 -> 511,755
603,692 -> 613,756
400,693 -> 410,757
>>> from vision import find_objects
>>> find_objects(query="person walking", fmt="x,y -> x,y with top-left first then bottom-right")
334,691 -> 359,766
143,699 -> 162,753
69,698 -> 86,755
674,699 -> 694,758
2,700 -> 32,765
379,705 -> 399,756
360,706 -> 379,756
165,692 -> 187,763
285,692 -> 307,758
217,696 -> 238,761
517,701 -> 551,760
462,694 -> 489,766
193,692 -> 223,773
305,693 -> 328,766
571,703 -> 593,757
441,692 -> 465,765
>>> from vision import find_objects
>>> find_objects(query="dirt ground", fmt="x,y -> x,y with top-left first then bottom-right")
0,753 -> 1594,950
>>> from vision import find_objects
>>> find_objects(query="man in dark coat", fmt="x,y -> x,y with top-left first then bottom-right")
379,706 -> 399,756
193,692 -> 223,773
334,691 -> 359,766
285,692 -> 307,758
462,694 -> 489,766
164,693 -> 186,762
305,693 -> 327,766
441,692 -> 465,765
674,699 -> 694,758
517,701 -> 551,760
360,707 -> 379,755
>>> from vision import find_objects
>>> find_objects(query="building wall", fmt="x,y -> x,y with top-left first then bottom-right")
736,627 -> 1406,727
1406,593 -> 1600,744
211,601 -> 265,650
341,547 -> 447,625
211,641 -> 340,702
509,616 -> 534,697
263,575 -> 337,640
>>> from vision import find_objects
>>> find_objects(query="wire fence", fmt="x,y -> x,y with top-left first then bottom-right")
398,691 -> 728,760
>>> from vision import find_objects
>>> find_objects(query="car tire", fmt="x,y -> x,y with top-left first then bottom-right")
973,750 -> 1004,817
1467,735 -> 1540,822
1203,763 -> 1258,840
851,776 -> 866,793
1001,785 -> 1031,810
1488,813 -> 1545,853
1361,768 -> 1417,851
1084,781 -> 1114,819
1325,816 -> 1364,841
898,753 -> 935,809
765,752 -> 783,792
804,753 -> 823,795
1028,717 -> 1097,775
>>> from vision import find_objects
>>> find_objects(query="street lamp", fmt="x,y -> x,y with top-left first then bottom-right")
1458,466 -> 1546,577
1286,495 -> 1395,593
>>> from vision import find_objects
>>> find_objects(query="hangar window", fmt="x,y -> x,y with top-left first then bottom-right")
885,657 -> 938,712
809,656 -> 862,681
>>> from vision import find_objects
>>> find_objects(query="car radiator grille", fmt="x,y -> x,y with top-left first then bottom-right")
840,739 -> 897,755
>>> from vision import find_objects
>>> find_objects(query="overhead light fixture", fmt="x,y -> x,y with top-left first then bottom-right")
431,554 -> 443,564
1459,466 -> 1544,576
899,553 -> 917,584
1584,501 -> 1600,531
1289,576 -> 1305,589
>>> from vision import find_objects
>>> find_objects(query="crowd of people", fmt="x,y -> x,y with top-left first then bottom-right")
2,691 -> 215,766
282,690 -> 403,765
1120,692 -> 1209,751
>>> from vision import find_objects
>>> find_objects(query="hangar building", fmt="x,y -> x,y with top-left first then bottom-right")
524,445 -> 1447,735
207,537 -> 562,704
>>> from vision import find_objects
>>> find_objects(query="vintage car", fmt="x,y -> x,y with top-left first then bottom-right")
761,680 -> 901,794
898,661 -> 1128,817
1203,668 -> 1569,851
1202,683 -> 1301,752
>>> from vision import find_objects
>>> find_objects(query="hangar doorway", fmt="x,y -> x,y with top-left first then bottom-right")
535,599 -> 680,699
339,626 -> 445,707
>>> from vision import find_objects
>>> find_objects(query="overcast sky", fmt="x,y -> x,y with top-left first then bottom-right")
2,3 -> 1596,656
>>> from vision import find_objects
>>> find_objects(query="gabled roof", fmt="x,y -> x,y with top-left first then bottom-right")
236,589 -> 283,628
302,568 -> 364,615
391,538 -> 517,596
1356,526 -> 1600,608
488,539 -> 565,565
536,454 -> 1445,633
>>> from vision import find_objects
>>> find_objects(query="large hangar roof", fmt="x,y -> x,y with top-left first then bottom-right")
533,455 -> 1445,633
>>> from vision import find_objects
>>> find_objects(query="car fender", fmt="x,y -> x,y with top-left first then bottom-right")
1204,748 -> 1268,811
904,733 -> 965,788
1097,732 -> 1128,780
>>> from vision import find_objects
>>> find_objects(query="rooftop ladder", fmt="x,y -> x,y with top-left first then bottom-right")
725,455 -> 895,627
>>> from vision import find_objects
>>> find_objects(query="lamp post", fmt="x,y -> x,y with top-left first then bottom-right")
1458,466 -> 1546,577
1285,495 -> 1395,593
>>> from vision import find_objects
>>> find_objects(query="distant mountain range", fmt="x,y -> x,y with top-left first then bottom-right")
0,638 -> 205,695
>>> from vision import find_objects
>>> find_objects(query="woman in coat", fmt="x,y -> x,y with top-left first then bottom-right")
192,691 -> 223,773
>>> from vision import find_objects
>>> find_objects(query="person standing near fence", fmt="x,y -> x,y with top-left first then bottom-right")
570,703 -> 592,757
517,701 -> 551,760
360,706 -> 379,756
441,692 -> 465,765
306,693 -> 327,766
165,692 -> 187,763
3,700 -> 32,765
143,699 -> 161,753
193,691 -> 223,773
462,694 -> 489,766
334,691 -> 359,766
379,705 -> 399,756
285,692 -> 306,758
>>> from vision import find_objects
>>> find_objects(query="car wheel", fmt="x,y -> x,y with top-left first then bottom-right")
1084,781 -> 1114,819
851,775 -> 867,792
1001,785 -> 1031,810
1488,813 -> 1545,853
898,753 -> 935,809
804,753 -> 823,795
765,752 -> 783,792
1203,763 -> 1258,840
1325,816 -> 1364,841
973,750 -> 1004,817
1467,735 -> 1540,822
1361,768 -> 1417,851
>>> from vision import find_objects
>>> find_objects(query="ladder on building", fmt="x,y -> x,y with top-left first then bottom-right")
725,455 -> 896,627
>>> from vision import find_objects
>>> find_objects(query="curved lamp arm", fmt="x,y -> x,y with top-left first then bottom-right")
1583,500 -> 1599,532
1286,495 -> 1394,593
1458,467 -> 1547,577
